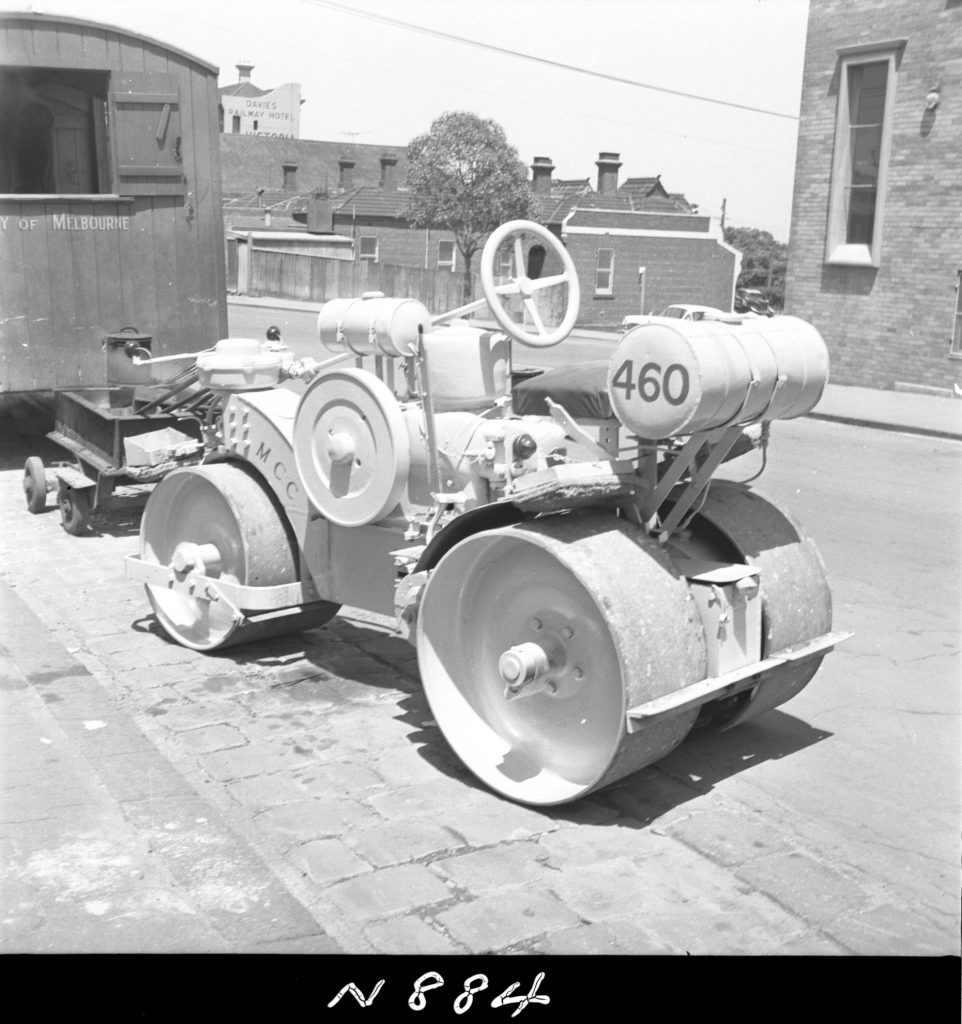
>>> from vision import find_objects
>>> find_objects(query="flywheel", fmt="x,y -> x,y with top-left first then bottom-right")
293,367 -> 409,527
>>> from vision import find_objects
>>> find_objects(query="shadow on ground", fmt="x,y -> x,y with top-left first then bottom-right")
13,495 -> 835,831
134,600 -> 832,830
394,692 -> 831,830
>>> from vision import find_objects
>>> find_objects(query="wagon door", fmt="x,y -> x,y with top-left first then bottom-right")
108,73 -> 185,196
108,74 -> 195,360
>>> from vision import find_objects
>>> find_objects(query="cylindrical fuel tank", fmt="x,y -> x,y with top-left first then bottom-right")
317,293 -> 432,357
607,315 -> 829,440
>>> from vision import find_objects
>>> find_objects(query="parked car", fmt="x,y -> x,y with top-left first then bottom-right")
620,304 -> 741,331
734,288 -> 774,317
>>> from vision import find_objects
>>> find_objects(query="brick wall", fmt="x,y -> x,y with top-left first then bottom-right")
330,218 -> 462,274
565,233 -> 738,327
220,135 -> 408,194
785,0 -> 962,390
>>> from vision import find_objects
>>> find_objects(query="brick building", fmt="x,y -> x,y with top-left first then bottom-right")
306,152 -> 460,275
784,0 -> 962,391
304,150 -> 740,326
532,153 -> 740,328
220,136 -> 412,239
219,63 -> 301,139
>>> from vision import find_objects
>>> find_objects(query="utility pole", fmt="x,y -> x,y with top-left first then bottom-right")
720,198 -> 727,232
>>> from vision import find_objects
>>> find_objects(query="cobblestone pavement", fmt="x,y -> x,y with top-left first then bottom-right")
1,431 -> 958,958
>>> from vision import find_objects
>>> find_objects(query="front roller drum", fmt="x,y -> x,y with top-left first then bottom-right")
140,462 -> 338,651
417,513 -> 708,806
692,480 -> 832,730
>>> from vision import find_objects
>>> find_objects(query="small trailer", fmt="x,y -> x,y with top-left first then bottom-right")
0,11 -> 227,394
22,343 -> 210,534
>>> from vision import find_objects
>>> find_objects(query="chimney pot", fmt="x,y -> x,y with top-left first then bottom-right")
338,157 -> 356,190
531,156 -> 555,195
595,151 -> 622,195
379,151 -> 398,191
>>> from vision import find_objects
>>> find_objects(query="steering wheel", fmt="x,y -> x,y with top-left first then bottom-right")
480,220 -> 580,348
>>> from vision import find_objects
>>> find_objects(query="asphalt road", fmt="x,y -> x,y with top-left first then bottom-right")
228,300 -> 621,372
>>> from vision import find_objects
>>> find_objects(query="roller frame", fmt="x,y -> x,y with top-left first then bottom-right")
625,629 -> 851,729
124,554 -> 325,612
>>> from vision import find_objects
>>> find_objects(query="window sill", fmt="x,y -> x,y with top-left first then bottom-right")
948,350 -> 962,361
825,243 -> 878,268
593,293 -> 615,300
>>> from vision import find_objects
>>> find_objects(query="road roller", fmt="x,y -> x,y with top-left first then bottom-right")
125,220 -> 849,806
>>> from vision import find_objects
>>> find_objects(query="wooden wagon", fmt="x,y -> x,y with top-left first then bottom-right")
0,10 -> 227,393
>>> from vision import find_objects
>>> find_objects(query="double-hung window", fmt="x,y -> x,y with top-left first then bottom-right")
493,244 -> 514,282
358,235 -> 378,262
437,239 -> 455,272
826,44 -> 901,267
595,248 -> 614,296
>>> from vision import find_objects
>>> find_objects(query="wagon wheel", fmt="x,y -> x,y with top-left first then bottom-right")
139,462 -> 339,651
23,457 -> 47,514
479,220 -> 580,348
690,481 -> 833,731
417,513 -> 707,805
58,484 -> 91,535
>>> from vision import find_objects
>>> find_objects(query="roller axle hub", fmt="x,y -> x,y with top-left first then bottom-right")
171,541 -> 222,575
498,642 -> 553,698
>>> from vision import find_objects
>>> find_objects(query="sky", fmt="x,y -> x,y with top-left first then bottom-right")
7,0 -> 812,239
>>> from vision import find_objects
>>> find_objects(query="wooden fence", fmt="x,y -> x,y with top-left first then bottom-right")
230,242 -> 476,316
227,240 -> 568,325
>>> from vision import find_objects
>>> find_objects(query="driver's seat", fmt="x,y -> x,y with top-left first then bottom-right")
512,361 -> 620,456
512,361 -> 612,419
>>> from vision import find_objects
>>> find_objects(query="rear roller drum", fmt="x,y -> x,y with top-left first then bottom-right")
139,462 -> 339,651
691,480 -> 832,731
417,513 -> 708,806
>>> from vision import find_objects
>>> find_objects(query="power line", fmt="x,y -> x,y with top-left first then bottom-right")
303,0 -> 800,122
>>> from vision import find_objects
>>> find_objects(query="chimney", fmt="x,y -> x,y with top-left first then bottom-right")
236,63 -> 254,84
308,192 -> 335,233
338,157 -> 355,190
596,152 -> 622,195
530,156 -> 554,195
379,151 -> 398,191
282,161 -> 298,191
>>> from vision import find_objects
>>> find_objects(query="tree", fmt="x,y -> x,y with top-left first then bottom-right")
403,111 -> 535,304
724,226 -> 788,310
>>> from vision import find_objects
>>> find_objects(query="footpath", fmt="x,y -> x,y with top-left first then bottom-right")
0,568 -> 339,954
